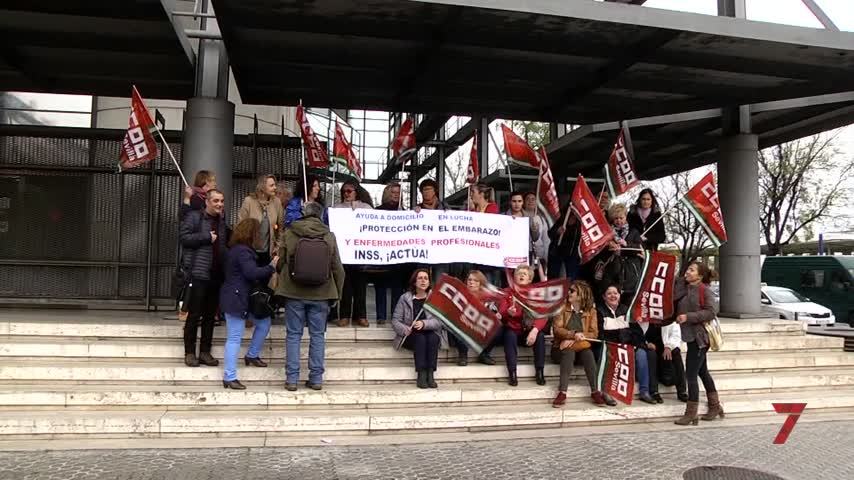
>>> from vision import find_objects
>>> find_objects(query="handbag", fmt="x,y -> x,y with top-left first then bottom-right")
248,283 -> 275,318
699,283 -> 724,351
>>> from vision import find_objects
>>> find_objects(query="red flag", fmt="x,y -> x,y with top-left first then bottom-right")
597,342 -> 636,405
500,124 -> 539,169
423,274 -> 502,354
332,121 -> 362,180
466,131 -> 479,184
296,105 -> 329,169
536,147 -> 560,228
505,270 -> 570,318
571,175 -> 615,264
603,124 -> 640,198
391,117 -> 416,165
680,172 -> 727,247
628,251 -> 677,324
118,86 -> 158,171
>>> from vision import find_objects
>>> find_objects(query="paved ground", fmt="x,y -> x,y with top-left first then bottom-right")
1,420 -> 851,480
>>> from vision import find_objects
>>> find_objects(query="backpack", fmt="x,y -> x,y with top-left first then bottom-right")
289,237 -> 331,286
699,283 -> 724,352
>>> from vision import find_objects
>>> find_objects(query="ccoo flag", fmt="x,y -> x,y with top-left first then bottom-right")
504,269 -> 570,319
571,175 -> 615,264
680,172 -> 727,247
423,274 -> 502,354
596,342 -> 636,405
391,117 -> 416,165
467,131 -> 480,184
535,147 -> 561,228
603,123 -> 640,198
627,251 -> 677,324
332,121 -> 362,180
118,86 -> 159,171
500,124 -> 539,169
296,105 -> 330,169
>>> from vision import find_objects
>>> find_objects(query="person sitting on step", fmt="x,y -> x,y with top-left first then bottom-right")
391,268 -> 448,389
498,264 -> 547,387
219,218 -> 279,390
459,270 -> 501,366
551,280 -> 607,408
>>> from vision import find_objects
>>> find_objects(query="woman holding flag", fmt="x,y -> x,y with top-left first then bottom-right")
627,188 -> 666,251
285,174 -> 327,227
498,265 -> 547,387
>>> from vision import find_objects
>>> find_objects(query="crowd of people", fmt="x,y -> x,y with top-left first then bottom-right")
176,171 -> 721,426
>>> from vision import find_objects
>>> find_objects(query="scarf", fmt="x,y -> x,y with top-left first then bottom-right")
637,207 -> 651,222
613,223 -> 629,240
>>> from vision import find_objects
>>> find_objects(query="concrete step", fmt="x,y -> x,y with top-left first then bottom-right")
0,387 -> 851,437
2,350 -> 853,385
3,367 -> 853,409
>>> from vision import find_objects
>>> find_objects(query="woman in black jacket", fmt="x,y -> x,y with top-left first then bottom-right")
546,202 -> 581,280
627,188 -> 666,251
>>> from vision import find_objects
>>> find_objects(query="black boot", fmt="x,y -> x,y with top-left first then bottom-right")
535,368 -> 546,386
508,370 -> 518,387
416,370 -> 428,389
426,370 -> 438,388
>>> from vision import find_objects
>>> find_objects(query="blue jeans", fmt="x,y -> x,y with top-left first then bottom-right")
635,347 -> 658,395
222,313 -> 271,382
285,299 -> 329,384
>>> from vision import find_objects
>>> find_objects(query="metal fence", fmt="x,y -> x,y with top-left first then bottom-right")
0,124 -> 301,307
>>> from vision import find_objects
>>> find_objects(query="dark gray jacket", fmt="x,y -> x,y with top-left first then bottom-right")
180,209 -> 227,281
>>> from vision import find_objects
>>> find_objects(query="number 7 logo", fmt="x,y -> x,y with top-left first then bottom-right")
772,403 -> 807,444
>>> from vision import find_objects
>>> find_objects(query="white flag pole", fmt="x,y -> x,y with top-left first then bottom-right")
486,128 -> 514,192
152,128 -> 189,188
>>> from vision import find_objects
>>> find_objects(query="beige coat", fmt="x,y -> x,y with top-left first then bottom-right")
238,194 -> 284,289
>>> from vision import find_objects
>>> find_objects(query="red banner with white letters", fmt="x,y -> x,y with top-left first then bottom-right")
333,121 -> 362,180
628,251 -> 677,324
571,175 -> 615,264
467,131 -> 479,184
597,342 -> 636,405
392,117 -> 416,165
536,147 -> 561,228
501,124 -> 539,169
504,270 -> 570,318
117,86 -> 158,171
423,274 -> 502,354
681,172 -> 727,247
296,105 -> 329,169
603,124 -> 640,197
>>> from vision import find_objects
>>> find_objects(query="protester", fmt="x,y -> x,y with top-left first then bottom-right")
672,262 -> 721,425
627,188 -> 666,251
181,170 -> 217,220
609,203 -> 644,305
238,174 -> 284,267
464,270 -> 499,365
391,268 -> 448,389
637,321 -> 663,404
505,192 -> 541,271
469,183 -> 499,213
547,203 -> 581,280
332,181 -> 372,327
523,192 -> 549,279
276,181 -> 293,210
551,280 -> 604,408
660,320 -> 688,402
415,179 -> 447,211
597,285 -> 655,404
285,174 -> 327,227
219,218 -> 279,390
179,189 -> 227,367
498,264 -> 547,387
372,182 -> 405,325
276,201 -> 344,391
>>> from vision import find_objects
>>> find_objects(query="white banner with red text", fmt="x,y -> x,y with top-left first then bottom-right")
328,209 -> 530,267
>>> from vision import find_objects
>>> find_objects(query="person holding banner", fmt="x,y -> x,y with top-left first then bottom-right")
523,192 -> 549,279
372,182 -> 406,325
469,183 -> 501,286
498,265 -> 547,387
332,181 -> 373,328
546,203 -> 581,280
391,269 -> 448,389
597,285 -> 655,404
627,188 -> 666,251
505,192 -> 540,268
237,175 -> 284,268
550,281 -> 604,408
453,270 -> 501,366
672,262 -> 721,426
180,170 -> 217,221
285,174 -> 327,227
609,203 -> 645,305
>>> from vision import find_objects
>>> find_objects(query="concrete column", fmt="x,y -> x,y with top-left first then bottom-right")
182,97 -> 235,204
717,134 -> 761,317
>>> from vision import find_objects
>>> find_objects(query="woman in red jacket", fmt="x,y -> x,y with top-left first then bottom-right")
469,183 -> 499,214
498,264 -> 547,387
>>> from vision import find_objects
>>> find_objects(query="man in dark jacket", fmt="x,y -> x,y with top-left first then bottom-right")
179,189 -> 227,367
276,201 -> 345,391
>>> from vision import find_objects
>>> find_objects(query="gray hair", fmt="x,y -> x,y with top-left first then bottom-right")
302,201 -> 324,219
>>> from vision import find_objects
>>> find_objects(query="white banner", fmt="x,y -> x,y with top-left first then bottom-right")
328,209 -> 530,267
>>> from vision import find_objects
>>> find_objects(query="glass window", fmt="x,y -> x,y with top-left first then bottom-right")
766,289 -> 808,304
800,270 -> 825,288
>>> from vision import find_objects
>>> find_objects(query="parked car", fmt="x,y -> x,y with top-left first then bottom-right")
762,255 -> 854,325
760,286 -> 836,326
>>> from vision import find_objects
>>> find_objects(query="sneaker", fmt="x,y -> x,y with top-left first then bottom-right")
304,381 -> 322,391
552,391 -> 567,408
591,391 -> 606,406
284,383 -> 298,392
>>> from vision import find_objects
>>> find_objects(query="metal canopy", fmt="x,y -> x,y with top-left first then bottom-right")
0,1 -> 195,99
213,0 -> 854,124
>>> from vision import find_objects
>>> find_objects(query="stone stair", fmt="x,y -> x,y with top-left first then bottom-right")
0,309 -> 851,444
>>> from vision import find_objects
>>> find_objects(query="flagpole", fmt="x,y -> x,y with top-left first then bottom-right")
298,100 -> 309,205
153,128 -> 189,188
486,128 -> 514,192
640,205 -> 675,238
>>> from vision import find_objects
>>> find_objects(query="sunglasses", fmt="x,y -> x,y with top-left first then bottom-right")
342,189 -> 355,194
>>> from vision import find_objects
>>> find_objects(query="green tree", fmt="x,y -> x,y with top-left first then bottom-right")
509,120 -> 549,149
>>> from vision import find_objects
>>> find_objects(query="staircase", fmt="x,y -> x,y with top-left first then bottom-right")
0,309 -> 852,445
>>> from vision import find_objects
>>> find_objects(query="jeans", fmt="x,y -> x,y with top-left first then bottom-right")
551,346 -> 597,393
183,279 -> 219,355
222,312 -> 271,382
503,327 -> 546,373
686,341 -> 717,402
402,330 -> 441,371
285,299 -> 329,385
547,253 -> 580,280
340,266 -> 367,321
635,347 -> 658,395
374,278 -> 404,322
